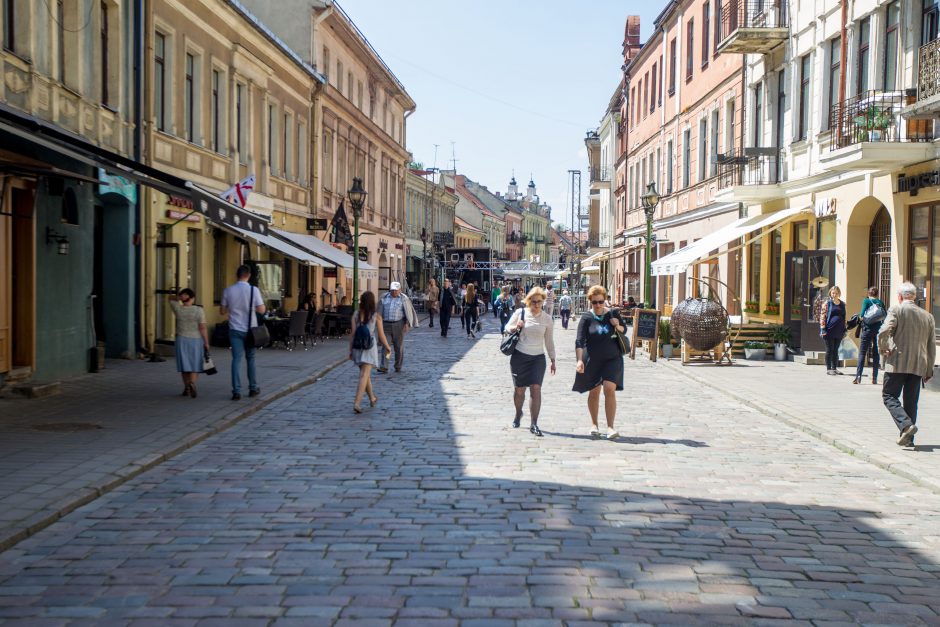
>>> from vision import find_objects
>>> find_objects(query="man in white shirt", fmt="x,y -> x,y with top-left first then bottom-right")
378,281 -> 418,373
220,265 -> 266,400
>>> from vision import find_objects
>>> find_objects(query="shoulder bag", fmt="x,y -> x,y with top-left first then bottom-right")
500,309 -> 525,356
246,285 -> 270,348
610,311 -> 630,355
862,301 -> 887,326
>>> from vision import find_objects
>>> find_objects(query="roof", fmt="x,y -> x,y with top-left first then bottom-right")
455,216 -> 484,233
455,176 -> 499,218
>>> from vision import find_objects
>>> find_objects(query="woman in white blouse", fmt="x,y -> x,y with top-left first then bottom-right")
506,287 -> 556,436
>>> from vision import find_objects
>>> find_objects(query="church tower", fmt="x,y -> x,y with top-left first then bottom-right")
507,175 -> 518,201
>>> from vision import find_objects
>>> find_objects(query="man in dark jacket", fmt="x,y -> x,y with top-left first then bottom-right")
440,278 -> 456,338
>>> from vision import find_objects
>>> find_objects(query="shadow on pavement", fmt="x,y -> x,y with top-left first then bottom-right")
0,323 -> 938,624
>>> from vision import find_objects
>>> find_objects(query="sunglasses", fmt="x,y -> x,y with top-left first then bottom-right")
530,299 -> 544,304
591,300 -> 605,305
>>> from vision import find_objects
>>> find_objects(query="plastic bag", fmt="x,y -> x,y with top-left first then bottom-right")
838,336 -> 858,361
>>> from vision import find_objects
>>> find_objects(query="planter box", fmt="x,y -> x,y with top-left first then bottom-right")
773,343 -> 788,361
744,348 -> 766,361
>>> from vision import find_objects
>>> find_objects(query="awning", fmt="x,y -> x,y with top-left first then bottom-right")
0,103 -> 269,235
651,207 -> 807,276
226,225 -> 326,266
272,228 -> 376,270
582,265 -> 601,273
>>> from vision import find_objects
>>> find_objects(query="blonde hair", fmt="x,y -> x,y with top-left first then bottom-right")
464,284 -> 476,303
587,285 -> 607,302
523,286 -> 548,307
501,285 -> 510,295
829,286 -> 842,298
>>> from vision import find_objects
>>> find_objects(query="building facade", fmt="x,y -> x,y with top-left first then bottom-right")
405,168 -> 457,291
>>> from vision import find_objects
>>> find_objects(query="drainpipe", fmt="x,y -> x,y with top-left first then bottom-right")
133,0 -> 145,354
839,0 -> 848,108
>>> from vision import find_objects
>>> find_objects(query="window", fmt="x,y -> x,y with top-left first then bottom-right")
650,62 -> 657,113
322,130 -> 333,190
100,2 -> 110,105
630,87 -> 636,127
643,73 -> 649,118
57,0 -> 66,82
686,18 -> 695,80
656,146 -> 662,191
154,32 -> 167,132
666,140 -> 674,194
770,229 -> 782,304
714,0 -> 722,57
857,17 -> 870,95
748,236 -> 762,302
236,83 -> 246,163
357,80 -> 363,110
682,128 -> 691,188
905,204 -> 940,331
828,37 -> 840,125
321,46 -> 330,80
283,112 -> 293,180
710,109 -> 719,176
702,2 -> 710,67
336,60 -> 343,92
798,54 -> 811,140
184,53 -> 195,142
753,82 -> 762,147
347,70 -> 353,100
725,98 -> 735,153
698,118 -> 707,181
793,222 -> 809,251
884,2 -> 899,91
210,69 -> 220,152
924,0 -> 939,45
776,70 -> 786,151
669,39 -> 677,94
3,0 -> 14,51
268,104 -> 278,175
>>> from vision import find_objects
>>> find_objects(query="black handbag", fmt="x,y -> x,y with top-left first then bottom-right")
500,310 -> 524,356
244,286 -> 270,348
614,328 -> 630,355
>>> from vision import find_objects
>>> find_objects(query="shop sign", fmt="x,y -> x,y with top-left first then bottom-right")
324,267 -> 337,278
306,218 -> 328,231
97,168 -> 137,203
165,209 -> 200,223
814,198 -> 836,218
434,231 -> 454,246
168,195 -> 194,209
379,240 -> 389,250
358,248 -> 369,262
394,242 -> 403,250
896,169 -> 940,197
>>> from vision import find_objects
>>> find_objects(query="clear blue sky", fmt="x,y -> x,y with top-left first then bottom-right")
338,0 -> 662,229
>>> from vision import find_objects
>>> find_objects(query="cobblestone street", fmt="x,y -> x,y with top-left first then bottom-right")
2,316 -> 940,625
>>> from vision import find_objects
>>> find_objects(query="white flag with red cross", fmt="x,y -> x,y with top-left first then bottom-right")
219,174 -> 255,208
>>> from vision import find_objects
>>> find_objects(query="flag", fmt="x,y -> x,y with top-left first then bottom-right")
220,174 -> 255,208
330,201 -> 354,249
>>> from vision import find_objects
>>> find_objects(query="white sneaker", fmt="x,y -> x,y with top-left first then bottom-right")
589,426 -> 600,438
607,428 -> 619,440
897,424 -> 918,446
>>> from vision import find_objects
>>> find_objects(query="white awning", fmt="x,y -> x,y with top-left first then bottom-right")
272,228 -> 376,270
651,207 -> 807,276
225,225 -> 327,266
582,265 -> 601,273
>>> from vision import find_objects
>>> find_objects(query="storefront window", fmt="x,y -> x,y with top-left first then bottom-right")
818,218 -> 836,249
770,230 -> 782,305
792,222 -> 809,251
748,237 -> 762,303
255,261 -> 285,306
913,205 -> 930,239
913,244 -> 928,308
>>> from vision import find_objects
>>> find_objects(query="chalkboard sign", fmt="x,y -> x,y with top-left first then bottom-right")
630,309 -> 660,361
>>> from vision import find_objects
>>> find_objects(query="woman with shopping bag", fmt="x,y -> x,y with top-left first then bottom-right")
820,286 -> 847,375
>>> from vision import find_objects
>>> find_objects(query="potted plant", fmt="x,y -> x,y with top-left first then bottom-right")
743,340 -> 768,361
768,324 -> 791,361
854,106 -> 892,142
790,305 -> 802,318
659,318 -> 674,359
744,300 -> 760,314
763,301 -> 781,316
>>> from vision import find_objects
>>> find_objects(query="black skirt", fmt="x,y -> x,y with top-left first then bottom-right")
510,351 -> 547,387
572,355 -> 624,393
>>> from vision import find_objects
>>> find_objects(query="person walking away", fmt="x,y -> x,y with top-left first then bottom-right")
498,286 -> 514,333
491,284 -> 501,318
820,285 -> 847,375
440,278 -> 456,337
854,286 -> 886,384
559,289 -> 573,330
378,281 -> 418,373
426,278 -> 440,329
220,265 -> 266,400
463,284 -> 480,339
506,287 -> 556,437
168,288 -> 209,398
545,282 -> 555,318
573,285 -> 625,440
349,291 -> 392,413
458,283 -> 468,330
878,282 -> 936,447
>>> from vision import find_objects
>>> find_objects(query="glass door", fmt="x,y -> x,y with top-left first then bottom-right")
801,250 -> 835,353
155,242 -> 180,343
783,251 -> 803,350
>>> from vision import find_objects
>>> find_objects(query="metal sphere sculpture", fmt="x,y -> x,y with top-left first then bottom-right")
670,297 -> 729,351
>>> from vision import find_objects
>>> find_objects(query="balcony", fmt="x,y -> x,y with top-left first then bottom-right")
716,148 -> 782,202
717,1 -> 788,55
904,38 -> 940,119
823,90 -> 935,171
590,167 -> 612,183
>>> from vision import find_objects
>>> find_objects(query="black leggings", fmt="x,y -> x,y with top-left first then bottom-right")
824,335 -> 841,370
464,307 -> 478,334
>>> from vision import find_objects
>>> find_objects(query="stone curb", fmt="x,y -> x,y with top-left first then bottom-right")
0,355 -> 349,553
660,358 -> 940,495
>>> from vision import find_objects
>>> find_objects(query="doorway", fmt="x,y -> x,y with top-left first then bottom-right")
868,207 -> 891,299
9,187 -> 35,372
155,240 -> 180,343
783,251 -> 803,350
802,250 -> 836,353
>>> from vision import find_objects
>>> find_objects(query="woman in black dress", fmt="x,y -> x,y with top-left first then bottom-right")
573,285 -> 625,440
463,284 -> 480,339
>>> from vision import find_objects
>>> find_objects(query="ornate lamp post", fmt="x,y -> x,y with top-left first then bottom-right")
347,177 -> 367,311
640,181 -> 660,308
420,227 -> 429,290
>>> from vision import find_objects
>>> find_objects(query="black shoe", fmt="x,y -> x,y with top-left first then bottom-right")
248,389 -> 260,397
530,425 -> 543,437
232,393 -> 241,400
512,414 -> 521,428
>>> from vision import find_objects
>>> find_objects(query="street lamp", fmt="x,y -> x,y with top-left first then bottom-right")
420,227 -> 428,290
640,181 -> 660,308
347,177 -> 367,311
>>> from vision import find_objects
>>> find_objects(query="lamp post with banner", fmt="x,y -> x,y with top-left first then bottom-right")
640,181 -> 660,308
348,177 -> 367,311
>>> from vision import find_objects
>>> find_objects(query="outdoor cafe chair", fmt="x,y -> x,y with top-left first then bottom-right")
286,310 -> 310,351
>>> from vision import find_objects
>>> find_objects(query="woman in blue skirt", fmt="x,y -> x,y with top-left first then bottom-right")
169,288 -> 209,398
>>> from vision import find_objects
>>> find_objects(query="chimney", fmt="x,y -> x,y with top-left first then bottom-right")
623,16 -> 642,63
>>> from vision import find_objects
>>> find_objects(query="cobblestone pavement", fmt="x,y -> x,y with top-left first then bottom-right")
0,339 -> 349,551
2,315 -> 940,625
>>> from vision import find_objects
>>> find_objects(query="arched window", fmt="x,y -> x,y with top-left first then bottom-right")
868,206 -> 892,299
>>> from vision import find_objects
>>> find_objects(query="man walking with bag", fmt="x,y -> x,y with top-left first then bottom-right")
378,281 -> 418,373
220,265 -> 266,400
878,282 -> 936,447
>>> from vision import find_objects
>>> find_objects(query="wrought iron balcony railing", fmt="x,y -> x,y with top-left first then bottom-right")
718,0 -> 788,54
830,89 -> 930,150
918,38 -> 940,102
590,167 -> 612,183
717,147 -> 781,189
